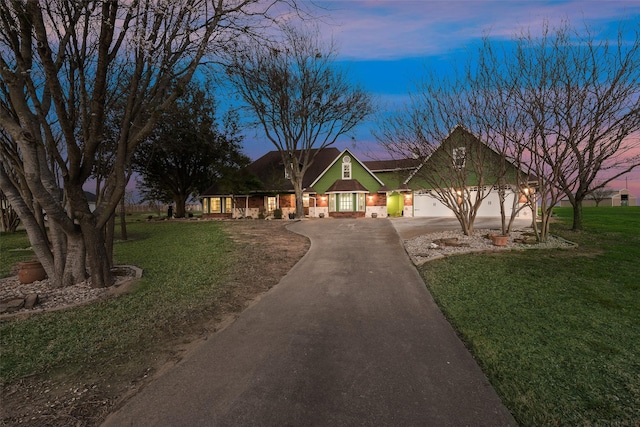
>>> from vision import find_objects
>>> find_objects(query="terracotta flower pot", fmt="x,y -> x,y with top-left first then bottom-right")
491,235 -> 509,247
18,260 -> 47,284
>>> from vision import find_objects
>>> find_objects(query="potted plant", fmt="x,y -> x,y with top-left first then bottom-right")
491,234 -> 509,246
18,259 -> 47,284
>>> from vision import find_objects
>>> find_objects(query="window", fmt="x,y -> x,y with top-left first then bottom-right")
339,194 -> 353,211
267,196 -> 277,212
453,147 -> 466,169
342,156 -> 352,179
211,197 -> 221,213
206,197 -> 232,213
329,193 -> 366,212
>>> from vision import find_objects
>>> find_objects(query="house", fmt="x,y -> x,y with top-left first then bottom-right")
200,127 -> 533,219
559,188 -> 636,207
200,147 -> 417,219
407,126 -> 535,219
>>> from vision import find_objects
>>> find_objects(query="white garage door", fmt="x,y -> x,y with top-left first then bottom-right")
413,191 -> 455,217
413,188 -> 517,218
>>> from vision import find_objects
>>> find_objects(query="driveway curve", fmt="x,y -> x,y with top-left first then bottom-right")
102,218 -> 516,427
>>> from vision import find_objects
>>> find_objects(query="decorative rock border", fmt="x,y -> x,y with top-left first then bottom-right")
0,265 -> 143,319
403,228 -> 577,266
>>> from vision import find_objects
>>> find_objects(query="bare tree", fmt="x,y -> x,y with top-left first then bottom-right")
514,21 -> 640,231
588,183 -> 611,207
379,20 -> 639,240
225,25 -> 373,218
469,40 -> 538,236
376,65 -> 505,236
0,0 -> 299,288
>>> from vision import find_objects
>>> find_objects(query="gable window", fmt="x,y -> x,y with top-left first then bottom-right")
453,147 -> 466,169
342,156 -> 352,179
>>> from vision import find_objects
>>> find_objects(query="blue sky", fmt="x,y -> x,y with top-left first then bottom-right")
238,0 -> 640,192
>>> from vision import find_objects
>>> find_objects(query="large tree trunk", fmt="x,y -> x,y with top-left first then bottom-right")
80,216 -> 114,288
105,214 -> 115,270
61,231 -> 88,288
572,199 -> 584,231
174,194 -> 188,218
293,179 -> 304,219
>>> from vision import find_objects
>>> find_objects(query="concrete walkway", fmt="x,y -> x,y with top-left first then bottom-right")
102,219 -> 516,427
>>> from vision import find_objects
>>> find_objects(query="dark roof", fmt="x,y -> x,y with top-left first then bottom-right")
247,148 -> 341,192
363,158 -> 421,172
325,179 -> 369,193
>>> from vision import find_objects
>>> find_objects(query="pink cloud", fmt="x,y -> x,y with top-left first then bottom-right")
314,1 -> 640,59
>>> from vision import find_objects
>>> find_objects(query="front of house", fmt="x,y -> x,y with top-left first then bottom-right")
200,127 -> 534,219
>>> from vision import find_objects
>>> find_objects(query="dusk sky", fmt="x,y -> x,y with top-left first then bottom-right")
239,0 -> 640,197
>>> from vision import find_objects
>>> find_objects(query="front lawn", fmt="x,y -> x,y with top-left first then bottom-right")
420,207 -> 640,425
0,219 -> 308,425
1,221 -> 238,383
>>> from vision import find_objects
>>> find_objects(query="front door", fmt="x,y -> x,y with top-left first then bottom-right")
387,192 -> 404,217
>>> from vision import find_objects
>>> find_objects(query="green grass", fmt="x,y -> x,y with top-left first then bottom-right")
420,206 -> 640,425
0,220 -> 238,383
3,208 -> 639,424
0,230 -> 34,278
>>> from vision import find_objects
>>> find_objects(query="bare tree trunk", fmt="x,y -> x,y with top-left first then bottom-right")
293,180 -> 304,219
61,232 -> 87,288
80,217 -> 113,288
174,194 -> 187,218
572,200 -> 584,232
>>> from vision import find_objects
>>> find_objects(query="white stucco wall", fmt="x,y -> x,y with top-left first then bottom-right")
366,206 -> 388,218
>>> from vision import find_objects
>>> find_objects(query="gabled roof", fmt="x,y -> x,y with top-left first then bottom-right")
403,125 -> 534,187
247,147 -> 341,192
309,148 -> 385,189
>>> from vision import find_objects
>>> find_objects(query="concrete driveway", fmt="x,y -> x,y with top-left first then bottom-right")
102,218 -> 516,427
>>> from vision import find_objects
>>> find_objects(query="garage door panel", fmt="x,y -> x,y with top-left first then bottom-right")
414,193 -> 455,217
414,189 -> 516,218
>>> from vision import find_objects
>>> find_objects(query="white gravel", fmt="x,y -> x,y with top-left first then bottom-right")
403,228 -> 575,265
0,266 -> 140,317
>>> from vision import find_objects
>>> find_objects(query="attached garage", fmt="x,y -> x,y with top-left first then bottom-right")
413,190 -> 455,217
413,188 -> 519,218
472,187 -> 516,218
